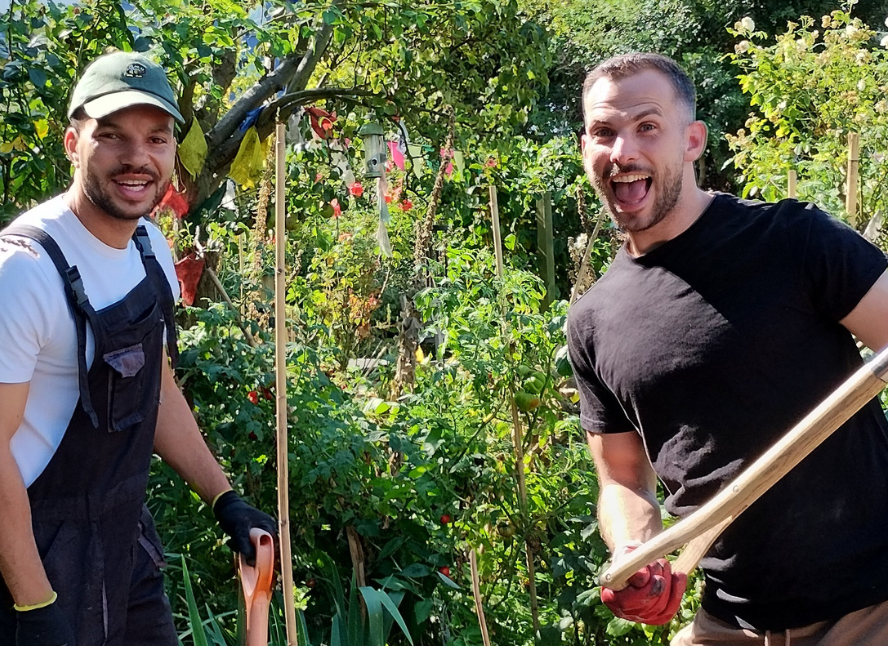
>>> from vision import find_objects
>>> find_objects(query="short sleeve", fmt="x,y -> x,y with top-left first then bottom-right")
797,205 -> 888,321
0,240 -> 56,383
567,305 -> 636,435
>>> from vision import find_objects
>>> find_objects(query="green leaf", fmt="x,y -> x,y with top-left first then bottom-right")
414,598 -> 433,624
437,571 -> 460,589
399,563 -> 431,578
605,616 -> 636,637
28,67 -> 47,89
377,590 -> 414,645
297,609 -> 313,646
504,233 -> 517,250
359,587 -> 385,646
323,7 -> 339,24
180,556 -> 210,646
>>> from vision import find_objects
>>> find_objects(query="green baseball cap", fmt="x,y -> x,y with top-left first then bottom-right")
68,51 -> 184,123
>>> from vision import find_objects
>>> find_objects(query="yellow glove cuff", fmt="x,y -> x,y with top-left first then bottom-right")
211,488 -> 235,509
14,590 -> 57,612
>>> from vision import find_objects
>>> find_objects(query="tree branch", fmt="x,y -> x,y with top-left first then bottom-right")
205,0 -> 343,153
206,88 -> 376,178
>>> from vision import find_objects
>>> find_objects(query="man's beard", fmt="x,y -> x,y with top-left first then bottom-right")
83,165 -> 166,222
593,162 -> 683,233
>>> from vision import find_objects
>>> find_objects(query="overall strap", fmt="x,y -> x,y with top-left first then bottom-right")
0,225 -> 101,427
132,225 -> 179,369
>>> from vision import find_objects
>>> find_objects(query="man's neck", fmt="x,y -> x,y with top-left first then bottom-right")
625,187 -> 714,257
63,189 -> 139,250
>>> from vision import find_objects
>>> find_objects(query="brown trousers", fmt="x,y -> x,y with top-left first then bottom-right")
671,599 -> 888,646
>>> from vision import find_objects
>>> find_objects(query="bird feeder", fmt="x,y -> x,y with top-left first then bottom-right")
359,122 -> 386,178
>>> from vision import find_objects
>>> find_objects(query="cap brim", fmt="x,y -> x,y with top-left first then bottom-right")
82,90 -> 184,123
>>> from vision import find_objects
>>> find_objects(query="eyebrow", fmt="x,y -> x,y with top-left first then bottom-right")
588,106 -> 664,127
95,117 -> 174,135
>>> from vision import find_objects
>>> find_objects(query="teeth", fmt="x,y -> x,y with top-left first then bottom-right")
612,174 -> 649,183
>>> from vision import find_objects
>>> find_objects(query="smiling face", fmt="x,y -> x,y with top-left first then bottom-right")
582,68 -> 703,241
65,104 -> 176,224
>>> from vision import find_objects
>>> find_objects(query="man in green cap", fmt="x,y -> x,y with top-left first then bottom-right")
0,51 -> 276,646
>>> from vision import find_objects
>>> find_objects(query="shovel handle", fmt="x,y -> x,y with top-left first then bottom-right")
240,529 -> 275,646
601,347 -> 888,591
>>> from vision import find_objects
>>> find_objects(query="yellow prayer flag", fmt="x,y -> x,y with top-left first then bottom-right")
178,118 -> 208,179
228,127 -> 265,189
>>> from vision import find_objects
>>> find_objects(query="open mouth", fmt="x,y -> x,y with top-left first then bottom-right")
113,177 -> 153,200
611,173 -> 652,207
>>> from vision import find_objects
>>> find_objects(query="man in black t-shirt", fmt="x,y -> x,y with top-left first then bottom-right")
568,53 -> 888,643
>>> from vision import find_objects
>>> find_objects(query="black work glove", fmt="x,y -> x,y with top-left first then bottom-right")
213,490 -> 277,564
16,597 -> 76,646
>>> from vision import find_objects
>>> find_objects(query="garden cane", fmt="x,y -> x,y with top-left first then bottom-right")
240,528 -> 275,646
601,346 -> 888,590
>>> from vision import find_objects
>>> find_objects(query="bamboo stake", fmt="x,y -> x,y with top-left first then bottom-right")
787,169 -> 797,200
469,550 -> 492,646
490,187 -> 540,640
490,185 -> 503,278
846,133 -> 860,227
274,121 -> 299,646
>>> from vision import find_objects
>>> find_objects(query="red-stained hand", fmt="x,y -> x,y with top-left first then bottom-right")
601,545 -> 687,625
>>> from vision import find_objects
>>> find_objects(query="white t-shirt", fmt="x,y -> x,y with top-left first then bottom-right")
0,196 -> 180,487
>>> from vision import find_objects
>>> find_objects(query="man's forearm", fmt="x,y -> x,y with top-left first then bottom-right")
154,363 -> 230,504
598,482 -> 663,551
0,449 -> 53,606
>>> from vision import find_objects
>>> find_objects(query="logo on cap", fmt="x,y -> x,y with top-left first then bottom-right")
124,63 -> 147,78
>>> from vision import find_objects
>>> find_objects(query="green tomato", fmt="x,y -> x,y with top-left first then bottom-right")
515,391 -> 541,411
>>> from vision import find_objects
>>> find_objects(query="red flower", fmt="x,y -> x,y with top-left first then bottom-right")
399,199 -> 413,211
248,391 -> 259,405
331,199 -> 342,218
315,172 -> 323,183
348,182 -> 364,197
440,514 -> 451,525
262,387 -> 273,400
439,566 -> 451,577
485,157 -> 498,168
384,194 -> 393,204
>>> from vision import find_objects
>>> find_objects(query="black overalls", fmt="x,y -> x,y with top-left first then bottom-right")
0,224 -> 179,646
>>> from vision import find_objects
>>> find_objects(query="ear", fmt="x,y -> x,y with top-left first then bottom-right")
684,120 -> 708,162
64,127 -> 81,168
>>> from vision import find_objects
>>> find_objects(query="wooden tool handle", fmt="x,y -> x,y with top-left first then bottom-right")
240,529 -> 275,646
601,347 -> 888,590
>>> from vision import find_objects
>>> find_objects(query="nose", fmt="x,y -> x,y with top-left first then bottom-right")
118,138 -> 151,169
610,133 -> 638,166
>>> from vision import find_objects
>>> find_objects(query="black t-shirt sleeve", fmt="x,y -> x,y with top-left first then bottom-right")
796,203 -> 888,321
567,305 -> 635,434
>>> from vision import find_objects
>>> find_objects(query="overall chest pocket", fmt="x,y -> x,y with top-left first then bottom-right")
102,303 -> 164,433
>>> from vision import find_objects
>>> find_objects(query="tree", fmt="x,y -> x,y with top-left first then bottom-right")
519,0 -> 888,189
0,0 -> 551,223
726,6 -> 888,244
